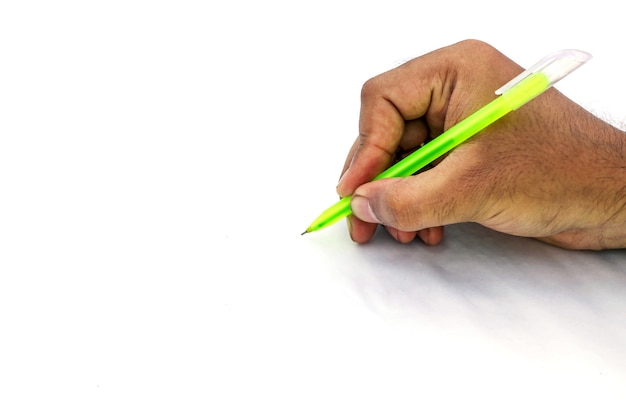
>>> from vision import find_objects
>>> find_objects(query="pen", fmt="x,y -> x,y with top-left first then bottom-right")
303,49 -> 592,235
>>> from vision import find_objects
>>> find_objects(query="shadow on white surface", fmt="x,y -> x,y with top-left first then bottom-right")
297,223 -> 626,414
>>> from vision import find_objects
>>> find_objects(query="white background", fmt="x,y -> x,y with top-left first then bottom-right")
1,1 -> 625,416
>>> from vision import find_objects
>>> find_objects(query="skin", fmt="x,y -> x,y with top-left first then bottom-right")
336,40 -> 626,250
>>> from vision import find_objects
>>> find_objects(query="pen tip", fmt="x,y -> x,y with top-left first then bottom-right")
301,230 -> 308,236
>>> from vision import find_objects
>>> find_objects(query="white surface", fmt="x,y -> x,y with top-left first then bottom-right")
1,1 -> 625,416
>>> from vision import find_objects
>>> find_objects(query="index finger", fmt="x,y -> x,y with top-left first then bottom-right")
336,52 -> 453,197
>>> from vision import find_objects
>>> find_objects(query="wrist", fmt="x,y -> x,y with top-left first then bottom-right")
566,121 -> 626,249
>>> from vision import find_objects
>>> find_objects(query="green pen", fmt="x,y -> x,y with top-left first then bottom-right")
303,49 -> 592,235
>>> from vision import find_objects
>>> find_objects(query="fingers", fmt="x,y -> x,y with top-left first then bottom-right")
346,211 -> 444,246
350,165 -> 478,234
336,56 -> 451,198
337,119 -> 431,197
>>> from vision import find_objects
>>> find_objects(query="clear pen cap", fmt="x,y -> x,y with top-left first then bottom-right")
496,49 -> 592,95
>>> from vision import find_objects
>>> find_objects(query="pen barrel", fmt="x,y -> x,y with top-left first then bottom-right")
306,196 -> 352,233
374,100 -> 511,179
376,72 -> 550,180
499,72 -> 551,110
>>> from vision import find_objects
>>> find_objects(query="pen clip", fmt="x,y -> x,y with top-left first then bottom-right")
495,49 -> 592,95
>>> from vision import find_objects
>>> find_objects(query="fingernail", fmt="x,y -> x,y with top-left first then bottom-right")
351,196 -> 381,224
346,215 -> 353,234
336,168 -> 350,197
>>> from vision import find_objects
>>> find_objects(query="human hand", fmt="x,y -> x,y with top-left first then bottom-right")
336,40 -> 626,250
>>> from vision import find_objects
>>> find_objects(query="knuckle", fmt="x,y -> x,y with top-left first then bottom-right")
457,38 -> 489,50
360,77 -> 381,101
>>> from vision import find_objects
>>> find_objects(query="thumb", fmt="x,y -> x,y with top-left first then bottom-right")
350,170 -> 475,231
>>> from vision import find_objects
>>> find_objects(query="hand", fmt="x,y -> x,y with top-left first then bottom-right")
336,40 -> 626,250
